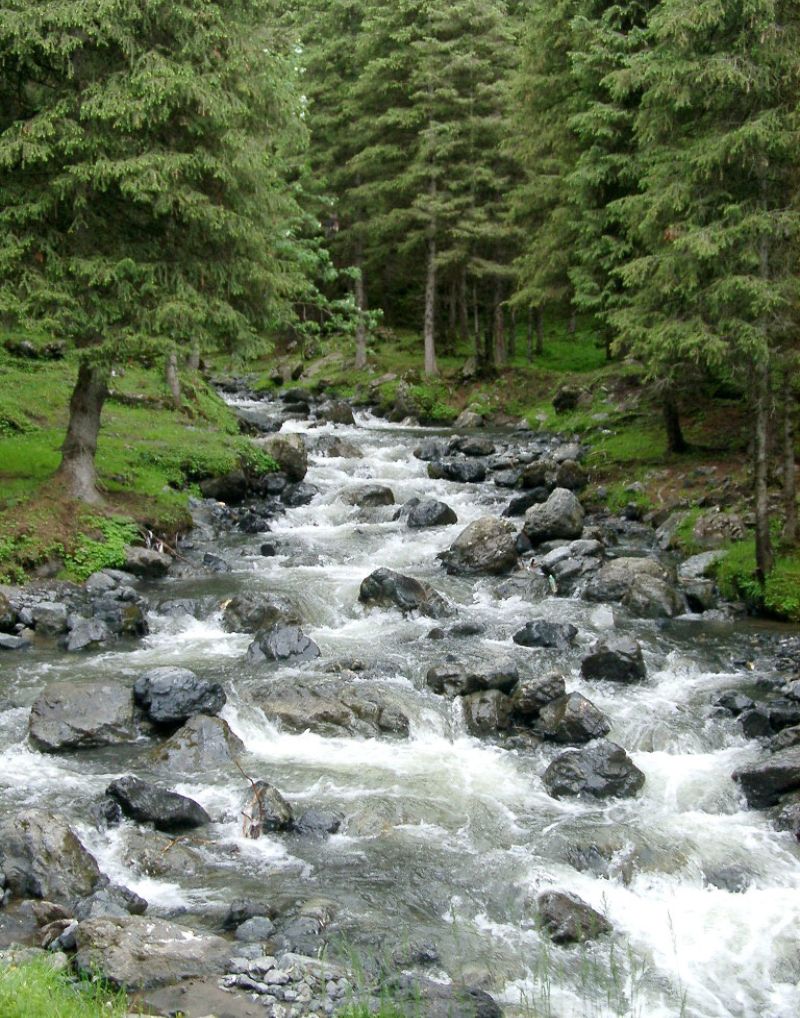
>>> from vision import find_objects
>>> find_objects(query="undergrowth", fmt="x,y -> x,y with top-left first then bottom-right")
715,539 -> 800,621
0,958 -> 127,1018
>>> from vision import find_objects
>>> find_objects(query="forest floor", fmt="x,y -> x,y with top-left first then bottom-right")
1,317 -> 798,619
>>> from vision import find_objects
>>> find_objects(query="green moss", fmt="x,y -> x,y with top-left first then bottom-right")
588,426 -> 667,467
63,516 -> 140,582
604,481 -> 653,515
715,540 -> 800,621
0,958 -> 127,1018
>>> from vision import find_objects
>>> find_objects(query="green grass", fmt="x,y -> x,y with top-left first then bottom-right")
0,958 -> 127,1018
715,539 -> 800,621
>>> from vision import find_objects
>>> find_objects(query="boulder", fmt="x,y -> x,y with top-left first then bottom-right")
454,410 -> 484,429
28,681 -> 136,752
133,667 -> 226,727
88,596 -> 148,638
714,690 -> 755,716
107,775 -> 210,832
452,436 -> 495,458
537,891 -> 611,944
254,679 -> 409,739
74,915 -> 230,990
148,714 -> 245,772
222,591 -> 300,633
223,899 -> 277,931
535,693 -> 611,744
583,557 -> 667,603
313,434 -> 363,459
0,811 -> 101,904
317,400 -> 355,425
247,623 -> 321,664
426,660 -> 519,698
199,469 -> 249,504
0,592 -> 18,632
773,796 -> 800,839
414,438 -> 449,462
678,551 -> 727,580
427,459 -> 486,484
242,780 -> 293,834
510,674 -> 566,720
622,574 -> 685,619
581,637 -> 646,684
341,484 -> 395,507
407,500 -> 458,529
692,510 -> 746,549
359,568 -> 453,619
31,602 -> 69,635
555,460 -> 588,492
234,915 -> 275,941
512,620 -> 577,650
294,809 -> 344,838
281,481 -> 319,507
63,617 -> 113,652
438,518 -> 519,575
74,884 -> 148,921
504,490 -> 549,517
520,462 -> 551,490
257,433 -> 308,482
542,740 -> 645,799
523,488 -> 584,544
0,634 -> 30,651
733,746 -> 800,808
123,547 -> 171,578
462,690 -> 513,735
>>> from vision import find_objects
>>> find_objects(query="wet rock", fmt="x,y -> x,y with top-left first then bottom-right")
223,899 -> 277,931
520,462 -> 551,490
317,400 -> 355,426
771,725 -> 800,752
281,481 -> 319,507
63,617 -> 113,651
407,500 -> 458,529
359,568 -> 453,619
74,884 -> 148,921
28,681 -> 136,752
203,551 -> 231,573
313,434 -> 363,459
0,811 -> 101,904
341,484 -> 395,507
200,469 -> 249,504
30,602 -> 69,635
523,488 -> 584,544
247,624 -> 321,664
622,574 -> 685,619
733,746 -> 800,808
580,637 -> 646,684
148,714 -> 245,771
133,666 -> 226,727
510,673 -> 567,720
503,490 -> 549,517
512,620 -> 577,650
427,459 -> 487,484
413,438 -> 449,462
107,775 -> 210,832
462,690 -> 513,735
235,915 -> 276,941
493,469 -> 522,489
242,780 -> 294,834
89,796 -> 123,829
452,436 -> 495,458
713,690 -> 755,716
74,915 -> 230,990
583,557 -> 667,603
536,891 -> 611,944
223,592 -> 300,633
555,460 -> 587,492
257,434 -> 308,482
439,517 -> 519,576
0,634 -> 30,651
89,596 -> 149,638
543,740 -> 645,799
426,660 -> 519,698
495,572 -> 552,601
535,693 -> 611,744
454,410 -> 484,429
773,795 -> 800,839
123,546 -> 171,578
255,679 -> 410,739
294,809 -> 343,838
740,707 -> 773,739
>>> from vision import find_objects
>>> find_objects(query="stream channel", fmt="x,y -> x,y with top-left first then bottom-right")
1,395 -> 799,1018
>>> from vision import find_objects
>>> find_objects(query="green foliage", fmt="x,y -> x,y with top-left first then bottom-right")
716,540 -> 800,622
64,516 -> 140,582
0,958 -> 127,1018
604,481 -> 652,515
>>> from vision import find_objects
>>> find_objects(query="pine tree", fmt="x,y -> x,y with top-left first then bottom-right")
610,0 -> 800,578
0,0 -> 308,502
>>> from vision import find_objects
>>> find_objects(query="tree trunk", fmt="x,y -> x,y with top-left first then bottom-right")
458,271 -> 469,346
354,241 -> 368,370
526,309 -> 534,362
663,388 -> 687,454
567,311 -> 577,335
493,282 -> 506,368
423,236 -> 438,377
165,351 -> 181,408
508,307 -> 517,360
472,283 -> 480,360
783,368 -> 797,544
187,345 -> 200,371
536,307 -> 544,355
55,361 -> 108,504
754,357 -> 773,584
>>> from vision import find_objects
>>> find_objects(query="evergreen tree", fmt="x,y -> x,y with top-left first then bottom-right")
0,0 -> 308,502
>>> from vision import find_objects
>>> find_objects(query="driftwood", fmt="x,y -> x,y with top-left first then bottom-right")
235,757 -> 267,840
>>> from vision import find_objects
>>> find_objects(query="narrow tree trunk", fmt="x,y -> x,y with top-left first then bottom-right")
536,307 -> 544,355
472,283 -> 480,360
187,345 -> 200,371
783,368 -> 797,544
55,361 -> 108,504
458,271 -> 469,346
754,358 -> 773,584
663,388 -> 687,454
165,351 -> 181,408
567,311 -> 577,335
493,282 -> 506,368
423,236 -> 438,377
508,307 -> 517,360
526,309 -> 534,362
354,240 -> 368,370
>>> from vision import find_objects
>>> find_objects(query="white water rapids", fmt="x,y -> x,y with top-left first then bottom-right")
0,400 -> 798,1018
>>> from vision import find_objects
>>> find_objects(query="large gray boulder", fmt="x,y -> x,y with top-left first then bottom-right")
359,568 -> 453,619
621,574 -> 685,619
523,488 -> 584,543
257,433 -> 308,482
427,459 -> 486,484
247,623 -> 321,664
510,674 -> 566,720
28,681 -> 136,752
537,891 -> 612,944
512,620 -> 577,650
583,557 -> 666,603
543,740 -> 645,799
462,690 -> 513,735
406,500 -> 458,529
74,915 -> 230,990
123,546 -> 171,578
581,637 -> 646,684
0,811 -> 101,904
535,693 -> 611,744
733,746 -> 800,808
222,591 -> 300,633
426,660 -> 519,698
133,667 -> 225,727
63,617 -> 113,652
107,776 -> 210,832
254,679 -> 409,739
341,484 -> 395,507
148,714 -> 245,772
438,518 -> 519,576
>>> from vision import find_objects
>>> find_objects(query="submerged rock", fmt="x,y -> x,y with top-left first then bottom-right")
28,681 -> 136,752
581,637 -> 646,684
542,739 -> 645,799
341,483 -> 395,507
148,714 -> 245,772
359,568 -> 453,619
535,693 -> 611,744
107,775 -> 210,832
536,891 -> 611,944
247,623 -> 321,664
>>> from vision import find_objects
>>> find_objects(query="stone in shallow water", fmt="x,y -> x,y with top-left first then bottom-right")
542,739 -> 645,799
359,568 -> 453,619
580,637 -> 646,684
733,745 -> 800,808
535,693 -> 611,744
107,775 -> 210,832
28,681 -> 136,752
438,517 -> 519,575
512,620 -> 577,650
247,623 -> 321,664
536,890 -> 611,944
0,810 -> 101,904
134,666 -> 226,726
147,714 -> 245,772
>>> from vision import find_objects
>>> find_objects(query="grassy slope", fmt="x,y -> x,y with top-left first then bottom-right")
0,958 -> 127,1018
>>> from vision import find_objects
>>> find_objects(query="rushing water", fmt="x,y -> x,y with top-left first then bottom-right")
1,400 -> 799,1018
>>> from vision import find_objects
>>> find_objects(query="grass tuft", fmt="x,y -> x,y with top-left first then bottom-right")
0,958 -> 127,1018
